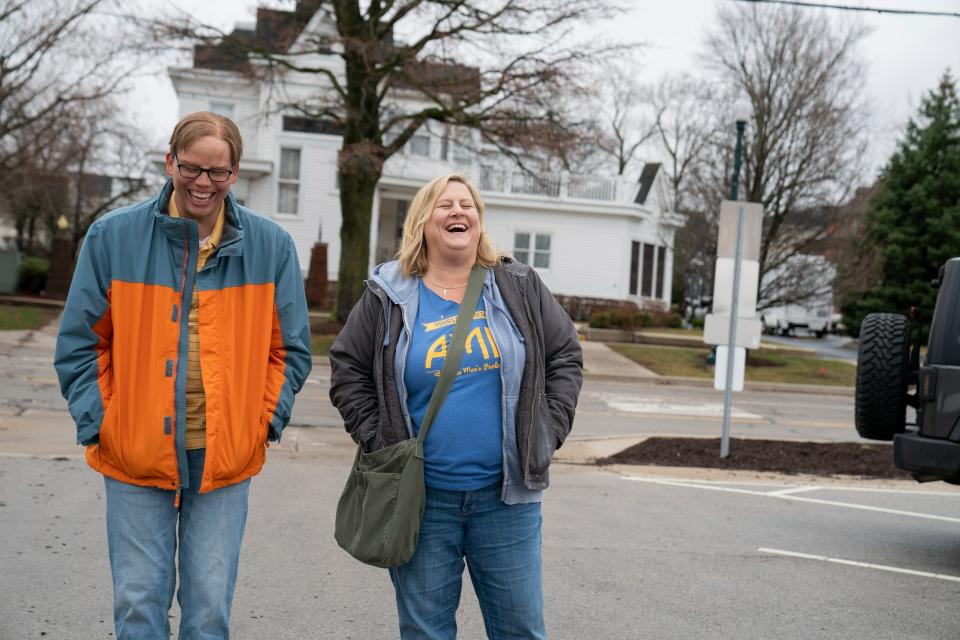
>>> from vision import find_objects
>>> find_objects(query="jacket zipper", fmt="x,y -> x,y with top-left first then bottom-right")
483,291 -> 511,489
173,220 -> 192,505
520,278 -> 542,480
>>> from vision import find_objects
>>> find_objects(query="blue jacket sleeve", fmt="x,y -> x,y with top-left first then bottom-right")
265,232 -> 312,441
53,222 -> 113,446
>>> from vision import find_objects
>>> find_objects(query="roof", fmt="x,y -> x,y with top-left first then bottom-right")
634,163 -> 661,205
194,1 -> 321,72
393,59 -> 482,100
191,2 -> 481,100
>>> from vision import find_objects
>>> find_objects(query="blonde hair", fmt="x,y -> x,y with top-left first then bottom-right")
396,173 -> 502,276
169,112 -> 243,167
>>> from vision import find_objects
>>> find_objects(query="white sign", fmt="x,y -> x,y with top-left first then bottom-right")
717,201 -> 763,261
713,346 -> 745,392
703,315 -> 762,349
711,257 -> 759,318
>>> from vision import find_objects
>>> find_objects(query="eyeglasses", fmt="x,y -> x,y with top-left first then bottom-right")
174,157 -> 233,183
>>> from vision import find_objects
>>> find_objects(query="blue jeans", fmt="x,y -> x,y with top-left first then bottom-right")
103,449 -> 250,640
389,482 -> 546,640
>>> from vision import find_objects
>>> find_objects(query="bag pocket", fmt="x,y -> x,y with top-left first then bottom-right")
334,439 -> 426,568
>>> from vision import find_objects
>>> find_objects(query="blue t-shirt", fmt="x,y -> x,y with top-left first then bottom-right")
404,279 -> 503,490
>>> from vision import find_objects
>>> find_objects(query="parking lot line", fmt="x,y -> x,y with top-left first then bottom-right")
758,548 -> 960,583
781,419 -> 852,430
623,476 -> 960,524
764,486 -> 821,496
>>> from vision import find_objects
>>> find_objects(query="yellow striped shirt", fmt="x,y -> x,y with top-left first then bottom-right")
168,195 -> 225,450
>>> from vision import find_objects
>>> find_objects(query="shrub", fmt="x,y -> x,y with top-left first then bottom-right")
589,308 -> 649,330
589,308 -> 683,330
647,310 -> 683,328
587,310 -> 609,328
17,257 -> 49,295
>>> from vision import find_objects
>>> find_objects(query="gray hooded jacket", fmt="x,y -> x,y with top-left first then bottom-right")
328,258 -> 583,503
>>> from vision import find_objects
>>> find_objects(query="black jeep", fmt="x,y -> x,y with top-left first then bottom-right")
854,257 -> 960,483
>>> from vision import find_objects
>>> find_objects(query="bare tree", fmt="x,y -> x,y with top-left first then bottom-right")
1,98 -> 149,255
0,0 -> 149,255
150,0 -> 628,321
651,74 -> 719,213
592,64 -> 659,177
702,3 -> 870,307
0,0 -> 141,168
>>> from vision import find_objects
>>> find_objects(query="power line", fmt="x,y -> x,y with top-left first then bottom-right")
734,0 -> 960,18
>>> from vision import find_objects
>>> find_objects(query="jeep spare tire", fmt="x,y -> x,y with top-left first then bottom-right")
855,313 -> 910,440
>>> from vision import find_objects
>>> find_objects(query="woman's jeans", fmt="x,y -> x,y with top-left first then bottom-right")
389,482 -> 546,640
103,449 -> 250,640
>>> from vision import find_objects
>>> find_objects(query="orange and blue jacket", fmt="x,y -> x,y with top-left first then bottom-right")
54,181 -> 312,494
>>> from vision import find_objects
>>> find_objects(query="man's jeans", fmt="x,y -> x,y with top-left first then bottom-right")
389,482 -> 546,640
103,449 -> 250,640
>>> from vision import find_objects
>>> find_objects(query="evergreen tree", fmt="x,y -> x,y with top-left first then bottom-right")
844,71 -> 960,335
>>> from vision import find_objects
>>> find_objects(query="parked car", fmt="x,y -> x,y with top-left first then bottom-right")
854,257 -> 960,484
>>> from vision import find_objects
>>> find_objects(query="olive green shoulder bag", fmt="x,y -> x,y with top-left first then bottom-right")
334,266 -> 487,568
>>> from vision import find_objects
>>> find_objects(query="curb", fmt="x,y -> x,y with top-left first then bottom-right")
0,294 -> 65,308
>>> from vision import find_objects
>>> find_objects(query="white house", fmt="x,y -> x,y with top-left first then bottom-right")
165,1 -> 678,309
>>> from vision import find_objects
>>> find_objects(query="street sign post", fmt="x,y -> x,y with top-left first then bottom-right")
705,200 -> 763,457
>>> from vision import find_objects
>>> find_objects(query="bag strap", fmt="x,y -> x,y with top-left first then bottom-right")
416,266 -> 487,445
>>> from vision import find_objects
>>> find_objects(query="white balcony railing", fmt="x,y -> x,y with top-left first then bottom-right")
478,167 -> 637,204
382,154 -> 640,205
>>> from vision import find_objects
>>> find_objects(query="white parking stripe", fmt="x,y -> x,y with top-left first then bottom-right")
758,548 -> 960,583
623,476 -> 960,524
764,486 -> 820,496
590,392 -> 765,420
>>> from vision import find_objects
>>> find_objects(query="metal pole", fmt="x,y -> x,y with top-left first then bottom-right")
730,121 -> 745,201
720,120 -> 747,459
720,205 -> 744,458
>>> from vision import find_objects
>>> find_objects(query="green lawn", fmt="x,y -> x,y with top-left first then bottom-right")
609,343 -> 856,386
0,304 -> 58,331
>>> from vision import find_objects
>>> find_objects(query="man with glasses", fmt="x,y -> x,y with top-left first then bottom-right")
55,112 -> 312,639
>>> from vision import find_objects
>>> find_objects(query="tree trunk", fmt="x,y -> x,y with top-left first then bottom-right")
334,142 -> 382,323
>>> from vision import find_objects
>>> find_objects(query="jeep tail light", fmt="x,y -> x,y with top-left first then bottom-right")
918,367 -> 937,402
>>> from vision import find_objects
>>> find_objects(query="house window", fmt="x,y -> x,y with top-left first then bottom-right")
632,241 -> 666,299
283,116 -> 342,135
408,132 -> 430,157
451,127 -> 474,166
629,241 -> 640,296
642,243 -> 655,297
395,199 -> 409,246
656,245 -> 666,299
210,102 -> 234,118
514,232 -> 551,269
277,147 -> 301,214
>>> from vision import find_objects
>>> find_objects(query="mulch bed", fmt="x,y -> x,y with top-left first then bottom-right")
597,437 -> 911,479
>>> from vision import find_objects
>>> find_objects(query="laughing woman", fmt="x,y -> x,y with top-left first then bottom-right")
329,173 -> 583,639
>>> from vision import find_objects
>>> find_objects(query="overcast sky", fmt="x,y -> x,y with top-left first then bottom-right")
133,0 -> 960,181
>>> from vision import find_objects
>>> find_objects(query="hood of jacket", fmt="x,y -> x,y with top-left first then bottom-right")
370,260 -> 417,305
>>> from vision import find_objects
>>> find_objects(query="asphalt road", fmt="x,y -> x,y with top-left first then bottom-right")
2,449 -> 959,639
4,334 -> 958,639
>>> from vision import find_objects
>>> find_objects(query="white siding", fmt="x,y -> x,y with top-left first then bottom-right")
483,203 -> 665,300
268,129 -> 343,279
165,16 -> 678,298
